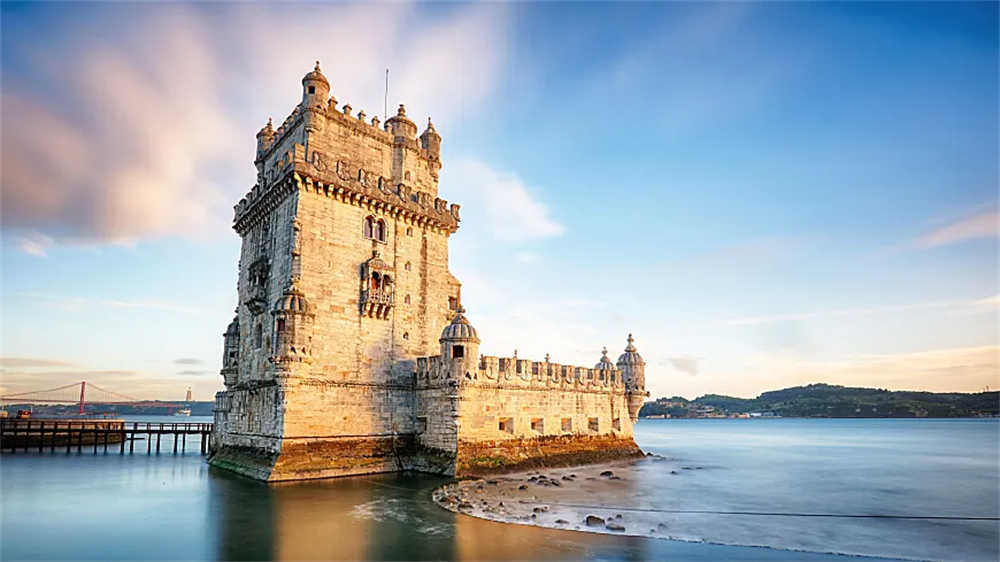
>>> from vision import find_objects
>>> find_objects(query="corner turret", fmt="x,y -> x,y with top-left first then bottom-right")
271,281 -> 315,366
440,306 -> 480,377
301,61 -> 330,109
616,333 -> 648,422
221,315 -> 240,387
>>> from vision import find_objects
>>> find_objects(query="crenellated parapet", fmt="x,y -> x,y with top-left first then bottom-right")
415,353 -> 625,392
233,160 -> 460,236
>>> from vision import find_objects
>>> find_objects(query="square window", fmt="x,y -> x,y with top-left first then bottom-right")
499,417 -> 513,434
589,417 -> 599,433
530,418 -> 544,433
416,416 -> 427,433
561,418 -> 572,432
308,86 -> 315,94
452,345 -> 464,358
612,418 -> 621,431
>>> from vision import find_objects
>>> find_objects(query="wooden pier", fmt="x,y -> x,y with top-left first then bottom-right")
0,419 -> 213,455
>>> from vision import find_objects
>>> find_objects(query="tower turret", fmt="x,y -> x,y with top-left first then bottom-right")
255,118 -> 274,183
301,61 -> 330,109
420,117 -> 442,178
271,280 -> 315,367
386,104 -> 417,139
439,306 -> 480,378
616,333 -> 648,422
221,315 -> 240,387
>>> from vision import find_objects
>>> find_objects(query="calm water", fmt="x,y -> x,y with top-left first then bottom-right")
1,418 -> 996,561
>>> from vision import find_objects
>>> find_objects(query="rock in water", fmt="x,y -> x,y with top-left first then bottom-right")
585,515 -> 605,527
606,522 -> 626,531
600,470 -> 614,477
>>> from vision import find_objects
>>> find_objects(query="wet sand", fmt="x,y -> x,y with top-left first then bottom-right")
433,455 -> 702,541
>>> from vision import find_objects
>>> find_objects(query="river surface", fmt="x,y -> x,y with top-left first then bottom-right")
1,417 -> 996,561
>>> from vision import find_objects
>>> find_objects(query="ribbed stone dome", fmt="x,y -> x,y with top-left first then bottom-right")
594,347 -> 616,370
616,334 -> 645,366
440,307 -> 480,343
274,283 -> 310,314
302,61 -> 329,87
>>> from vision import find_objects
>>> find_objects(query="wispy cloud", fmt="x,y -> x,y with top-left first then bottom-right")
667,355 -> 700,376
1,4 -> 511,250
914,210 -> 998,248
739,346 -> 1000,394
176,370 -> 209,376
727,295 -> 997,326
0,357 -> 77,369
444,157 -> 565,242
20,292 -> 201,314
174,358 -> 204,365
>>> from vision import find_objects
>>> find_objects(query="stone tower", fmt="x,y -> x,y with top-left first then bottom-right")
210,63 -> 648,482
211,62 -> 463,481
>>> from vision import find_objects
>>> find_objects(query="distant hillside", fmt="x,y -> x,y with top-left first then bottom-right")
640,384 -> 999,418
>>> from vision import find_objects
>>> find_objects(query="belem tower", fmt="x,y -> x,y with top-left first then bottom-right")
209,63 -> 650,482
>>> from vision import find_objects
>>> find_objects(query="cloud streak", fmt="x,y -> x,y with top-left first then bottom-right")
444,157 -> 565,242
1,4 -> 511,251
915,210 -> 998,248
727,295 -> 997,326
20,292 -> 201,315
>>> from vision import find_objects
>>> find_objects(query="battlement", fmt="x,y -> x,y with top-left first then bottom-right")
415,354 -> 624,392
232,158 -> 460,235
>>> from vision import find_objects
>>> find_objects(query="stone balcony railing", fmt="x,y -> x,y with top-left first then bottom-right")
360,288 -> 394,319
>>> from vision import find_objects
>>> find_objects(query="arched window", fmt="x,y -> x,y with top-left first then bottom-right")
404,294 -> 411,305
371,272 -> 381,291
254,323 -> 263,348
375,220 -> 386,242
363,216 -> 374,239
404,171 -> 411,181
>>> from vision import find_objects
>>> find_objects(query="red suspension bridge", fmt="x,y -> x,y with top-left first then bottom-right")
1,381 -> 188,414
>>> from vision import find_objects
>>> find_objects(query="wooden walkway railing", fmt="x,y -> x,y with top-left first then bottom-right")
0,419 -> 213,455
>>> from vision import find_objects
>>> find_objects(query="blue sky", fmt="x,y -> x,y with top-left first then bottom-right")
1,2 -> 997,401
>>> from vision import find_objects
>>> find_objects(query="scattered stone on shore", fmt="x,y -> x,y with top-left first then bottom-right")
555,519 -> 569,524
609,475 -> 622,480
585,515 -> 605,527
458,502 -> 473,510
670,470 -> 679,475
487,479 -> 499,484
561,475 -> 572,481
533,506 -> 550,513
606,521 -> 626,531
615,513 -> 623,519
518,484 -> 528,490
600,470 -> 614,477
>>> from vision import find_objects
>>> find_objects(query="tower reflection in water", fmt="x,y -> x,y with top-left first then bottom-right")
209,468 -> 651,561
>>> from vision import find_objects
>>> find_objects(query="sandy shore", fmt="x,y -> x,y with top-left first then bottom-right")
432,454 -> 703,541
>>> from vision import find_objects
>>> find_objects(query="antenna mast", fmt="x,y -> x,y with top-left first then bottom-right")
384,68 -> 389,123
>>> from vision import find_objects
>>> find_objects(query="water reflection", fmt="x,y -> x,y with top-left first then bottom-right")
208,468 -> 655,561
